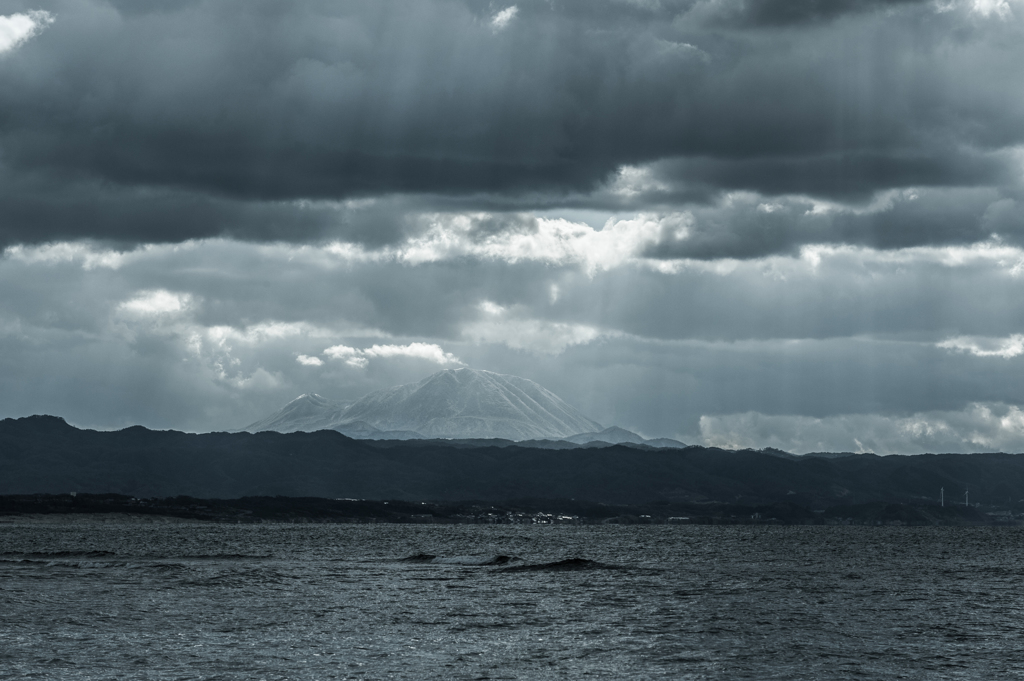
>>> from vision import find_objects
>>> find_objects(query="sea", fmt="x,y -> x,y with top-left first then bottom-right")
2,522 -> 1023,680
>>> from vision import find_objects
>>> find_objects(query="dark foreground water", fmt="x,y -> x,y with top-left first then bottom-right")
2,523 -> 1023,680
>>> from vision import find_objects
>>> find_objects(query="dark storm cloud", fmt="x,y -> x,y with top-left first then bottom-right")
1,0 -> 1023,247
701,0 -> 931,27
649,150 -> 1014,203
639,188 -> 1024,260
0,169 -> 430,246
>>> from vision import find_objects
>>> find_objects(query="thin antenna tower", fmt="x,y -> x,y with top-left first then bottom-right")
940,487 -> 944,507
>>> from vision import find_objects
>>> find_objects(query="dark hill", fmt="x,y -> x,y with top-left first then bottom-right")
2,415 -> 1024,507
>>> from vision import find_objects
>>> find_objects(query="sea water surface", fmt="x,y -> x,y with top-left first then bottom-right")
2,522 -> 1023,680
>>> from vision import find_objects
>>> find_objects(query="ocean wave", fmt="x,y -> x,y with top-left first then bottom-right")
178,554 -> 272,560
400,553 -> 518,566
0,550 -> 117,559
500,558 -> 615,572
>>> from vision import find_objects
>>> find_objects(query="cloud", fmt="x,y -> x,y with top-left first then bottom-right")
295,354 -> 323,366
8,235 -> 1024,351
363,342 -> 462,365
938,334 -> 1024,358
463,301 -> 606,354
641,147 -> 1016,204
696,0 -> 931,28
491,6 -> 518,30
323,212 -> 690,274
323,344 -> 370,368
0,0 -> 1022,246
699,403 -> 1024,454
324,342 -> 462,367
118,290 -> 191,315
4,241 -> 129,269
305,194 -> 1024,273
0,10 -> 53,54
971,0 -> 1014,18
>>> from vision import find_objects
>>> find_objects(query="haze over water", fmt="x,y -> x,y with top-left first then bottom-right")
2,523 -> 1022,679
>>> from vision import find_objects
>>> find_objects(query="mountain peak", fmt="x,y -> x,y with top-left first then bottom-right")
245,368 -> 602,440
0,415 -> 81,441
418,367 -> 501,386
287,393 -> 332,407
337,368 -> 602,440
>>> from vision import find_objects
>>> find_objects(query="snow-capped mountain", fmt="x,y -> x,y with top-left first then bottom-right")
336,368 -> 603,440
242,368 -> 602,440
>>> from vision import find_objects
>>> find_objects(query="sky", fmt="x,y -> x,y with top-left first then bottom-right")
2,0 -> 1024,453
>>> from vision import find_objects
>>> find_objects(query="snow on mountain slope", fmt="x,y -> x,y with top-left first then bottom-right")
241,393 -> 352,433
336,368 -> 602,440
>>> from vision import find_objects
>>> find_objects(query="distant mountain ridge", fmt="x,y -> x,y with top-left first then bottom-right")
562,426 -> 683,448
4,415 -> 1024,509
